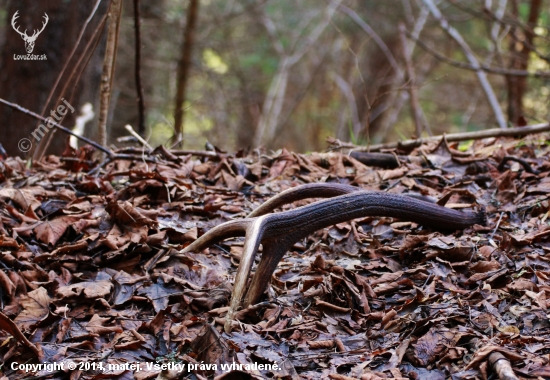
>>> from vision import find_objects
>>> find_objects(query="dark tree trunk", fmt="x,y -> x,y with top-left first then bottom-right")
506,0 -> 542,125
133,0 -> 146,135
0,0 -> 108,157
173,0 -> 200,147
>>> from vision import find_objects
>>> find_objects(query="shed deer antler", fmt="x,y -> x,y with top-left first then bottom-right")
11,11 -> 49,54
174,183 -> 486,332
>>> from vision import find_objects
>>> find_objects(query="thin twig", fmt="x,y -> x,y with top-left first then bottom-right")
406,30 -> 550,78
125,125 -> 152,150
489,212 -> 504,241
112,147 -> 219,158
448,0 -> 549,62
36,14 -> 109,161
333,74 -> 362,138
337,3 -> 404,82
253,1 -> 341,146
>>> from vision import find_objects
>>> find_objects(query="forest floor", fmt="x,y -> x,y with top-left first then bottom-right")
0,133 -> 550,380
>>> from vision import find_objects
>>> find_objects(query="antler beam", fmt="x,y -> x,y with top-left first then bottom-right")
177,184 -> 486,332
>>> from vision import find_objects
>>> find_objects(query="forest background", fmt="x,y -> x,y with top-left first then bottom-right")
0,0 -> 548,157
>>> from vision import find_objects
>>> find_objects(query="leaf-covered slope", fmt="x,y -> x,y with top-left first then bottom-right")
0,135 -> 549,379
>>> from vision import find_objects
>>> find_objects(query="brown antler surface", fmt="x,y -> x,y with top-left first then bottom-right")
178,183 -> 486,332
247,183 -> 359,217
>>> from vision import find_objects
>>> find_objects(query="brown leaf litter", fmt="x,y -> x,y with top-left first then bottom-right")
0,134 -> 549,379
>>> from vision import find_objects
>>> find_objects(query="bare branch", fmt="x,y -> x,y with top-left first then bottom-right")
259,9 -> 286,55
337,4 -> 404,82
0,97 -> 113,156
253,0 -> 341,146
422,0 -> 507,129
407,30 -> 550,78
449,0 -> 549,62
373,2 -> 432,142
333,74 -> 362,139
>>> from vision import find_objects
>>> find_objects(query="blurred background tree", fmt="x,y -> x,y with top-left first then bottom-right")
0,0 -> 548,157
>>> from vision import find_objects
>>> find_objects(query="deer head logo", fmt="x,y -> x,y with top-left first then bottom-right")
11,11 -> 49,54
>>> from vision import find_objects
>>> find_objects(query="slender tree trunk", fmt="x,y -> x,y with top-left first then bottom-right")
98,0 -> 124,156
173,0 -> 200,147
506,0 -> 542,124
133,0 -> 146,135
399,23 -> 424,138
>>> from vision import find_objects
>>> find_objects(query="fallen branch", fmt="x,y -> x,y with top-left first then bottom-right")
170,149 -> 219,158
328,122 -> 550,152
0,97 -> 113,157
174,183 -> 485,332
0,98 -> 170,173
110,146 -> 219,159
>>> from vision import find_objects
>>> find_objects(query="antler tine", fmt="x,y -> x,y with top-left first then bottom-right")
40,13 -> 49,31
11,11 -> 26,37
178,219 -> 251,255
11,10 -> 19,25
224,216 -> 267,333
173,216 -> 269,333
31,13 -> 49,38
